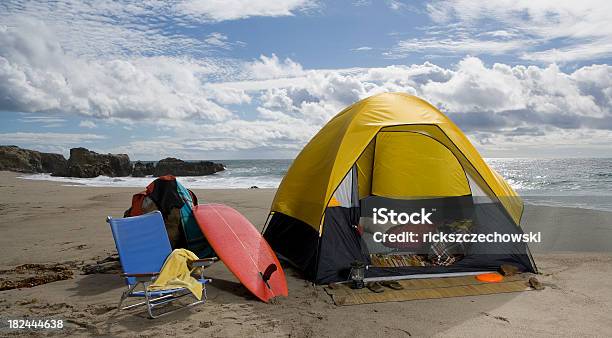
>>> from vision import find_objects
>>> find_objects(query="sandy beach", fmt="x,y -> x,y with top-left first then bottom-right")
1,171 -> 611,337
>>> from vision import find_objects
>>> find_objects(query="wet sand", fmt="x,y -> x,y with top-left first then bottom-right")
1,171 -> 611,337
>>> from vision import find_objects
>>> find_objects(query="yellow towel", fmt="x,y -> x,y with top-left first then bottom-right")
148,249 -> 203,300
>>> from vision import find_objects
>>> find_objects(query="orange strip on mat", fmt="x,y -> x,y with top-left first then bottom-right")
476,273 -> 504,283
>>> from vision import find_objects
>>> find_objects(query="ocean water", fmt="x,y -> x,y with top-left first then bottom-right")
486,158 -> 612,212
20,158 -> 612,211
486,158 -> 612,196
20,159 -> 290,189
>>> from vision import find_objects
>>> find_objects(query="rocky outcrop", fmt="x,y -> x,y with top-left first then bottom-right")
0,145 -> 67,174
41,153 -> 68,176
131,161 -> 155,177
154,157 -> 225,177
1,146 -> 225,178
0,145 -> 42,173
66,147 -> 132,178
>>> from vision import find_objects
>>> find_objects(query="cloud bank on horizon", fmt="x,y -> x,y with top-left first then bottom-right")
0,0 -> 611,159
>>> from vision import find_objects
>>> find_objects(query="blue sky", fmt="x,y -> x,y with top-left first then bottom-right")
1,0 -> 611,160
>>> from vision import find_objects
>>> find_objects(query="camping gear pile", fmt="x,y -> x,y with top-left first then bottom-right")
124,175 -> 214,258
264,93 -> 538,284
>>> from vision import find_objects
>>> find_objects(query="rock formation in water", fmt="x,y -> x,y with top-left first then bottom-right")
65,147 -> 132,178
0,145 -> 68,174
131,161 -> 155,177
154,157 -> 225,177
0,145 -> 225,178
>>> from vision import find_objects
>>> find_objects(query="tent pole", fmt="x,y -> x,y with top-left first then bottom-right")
343,271 -> 495,284
260,212 -> 273,235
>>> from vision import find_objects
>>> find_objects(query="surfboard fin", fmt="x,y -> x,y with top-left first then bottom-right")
260,263 -> 277,290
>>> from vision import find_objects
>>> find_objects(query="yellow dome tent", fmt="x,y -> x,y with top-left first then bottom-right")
264,93 -> 537,284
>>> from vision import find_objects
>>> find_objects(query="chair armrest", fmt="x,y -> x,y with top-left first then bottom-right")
193,257 -> 219,263
122,272 -> 159,277
191,257 -> 219,267
122,272 -> 159,282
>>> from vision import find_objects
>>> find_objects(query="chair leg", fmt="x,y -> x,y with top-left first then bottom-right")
119,280 -> 211,319
143,281 -> 157,319
146,283 -> 209,319
117,283 -> 138,310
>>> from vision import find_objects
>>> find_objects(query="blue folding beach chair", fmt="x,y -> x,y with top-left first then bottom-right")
107,211 -> 217,318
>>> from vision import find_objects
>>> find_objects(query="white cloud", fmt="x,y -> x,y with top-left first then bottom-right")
470,128 -> 612,157
0,132 -> 105,144
0,131 -> 106,156
351,46 -> 373,52
418,57 -> 609,121
204,86 -> 252,105
420,57 -> 526,112
198,55 -> 612,154
391,0 -> 612,63
79,120 -> 97,129
385,37 -> 529,59
110,114 -> 320,159
0,19 -> 235,121
427,0 -> 612,41
20,115 -> 66,124
0,1 -> 304,59
175,0 -> 318,22
204,32 -> 231,48
1,2 -> 195,58
203,32 -> 246,50
480,30 -> 518,39
353,0 -> 372,6
387,0 -> 406,11
243,54 -> 305,80
521,41 -> 612,63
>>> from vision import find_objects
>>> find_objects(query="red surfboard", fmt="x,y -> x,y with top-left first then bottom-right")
193,204 -> 288,302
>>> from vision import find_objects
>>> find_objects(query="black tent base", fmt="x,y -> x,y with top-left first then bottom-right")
264,196 -> 537,285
